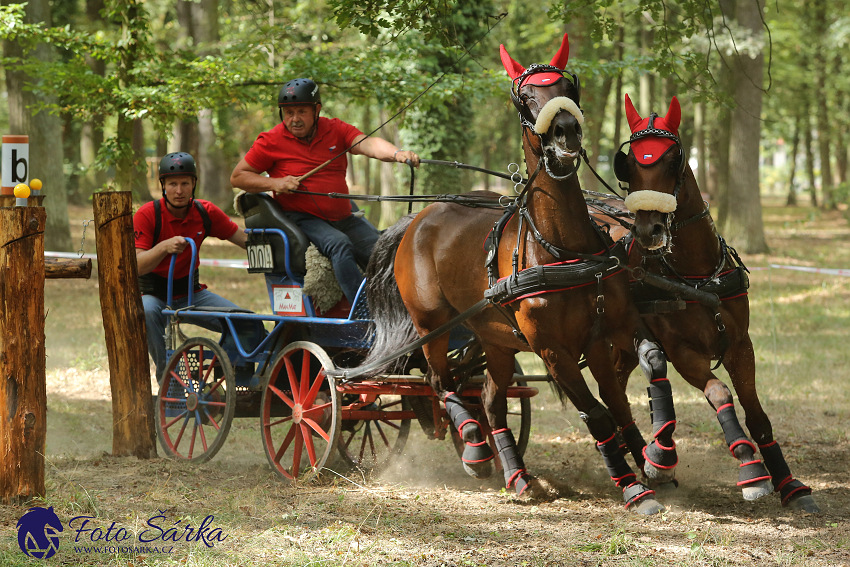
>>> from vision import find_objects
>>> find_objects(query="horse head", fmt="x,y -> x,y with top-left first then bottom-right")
500,34 -> 583,178
613,94 -> 687,251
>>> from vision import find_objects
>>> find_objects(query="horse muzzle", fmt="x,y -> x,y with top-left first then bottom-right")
633,210 -> 670,251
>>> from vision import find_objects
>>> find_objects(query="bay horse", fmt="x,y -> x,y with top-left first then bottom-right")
351,35 -> 672,514
602,94 -> 819,512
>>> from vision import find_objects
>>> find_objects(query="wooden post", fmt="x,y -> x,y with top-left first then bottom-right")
0,207 -> 46,504
93,191 -> 156,458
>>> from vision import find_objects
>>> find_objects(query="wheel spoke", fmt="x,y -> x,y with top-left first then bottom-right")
169,368 -> 190,391
173,416 -> 190,450
188,423 -> 198,459
199,400 -> 227,407
300,352 -> 311,401
378,419 -> 401,432
268,416 -> 293,428
283,355 -> 300,402
163,410 -> 189,430
206,374 -> 227,397
342,429 -> 357,450
160,397 -> 185,404
375,421 -> 391,447
291,426 -> 304,477
302,417 -> 330,442
301,401 -> 332,418
358,424 -> 371,462
197,414 -> 209,452
302,365 -> 326,409
273,424 -> 297,464
268,383 -> 295,408
301,423 -> 319,466
202,408 -> 221,431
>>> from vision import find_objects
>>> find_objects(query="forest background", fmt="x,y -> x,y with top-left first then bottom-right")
0,0 -> 842,256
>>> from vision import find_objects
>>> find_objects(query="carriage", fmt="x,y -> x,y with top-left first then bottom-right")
154,191 -> 541,482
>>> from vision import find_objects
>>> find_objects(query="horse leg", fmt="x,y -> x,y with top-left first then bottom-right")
540,347 -> 663,514
633,334 -> 679,484
672,347 -> 773,501
422,333 -> 494,479
586,341 -> 647,472
479,345 -> 534,496
724,339 -> 820,512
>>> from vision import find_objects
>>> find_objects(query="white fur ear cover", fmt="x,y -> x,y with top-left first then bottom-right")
534,97 -> 584,134
624,190 -> 677,213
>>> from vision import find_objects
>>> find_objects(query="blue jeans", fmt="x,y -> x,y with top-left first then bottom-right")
283,211 -> 379,303
143,289 -> 265,381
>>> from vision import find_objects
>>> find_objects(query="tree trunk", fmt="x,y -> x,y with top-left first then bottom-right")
786,113 -> 800,206
695,101 -> 708,193
82,0 -> 107,196
378,109 -> 401,228
132,119 -> 150,201
93,191 -> 156,459
722,0 -> 767,253
0,207 -> 46,504
803,95 -> 819,207
813,0 -> 834,208
613,27 -> 625,146
2,0 -> 73,252
835,55 -> 848,185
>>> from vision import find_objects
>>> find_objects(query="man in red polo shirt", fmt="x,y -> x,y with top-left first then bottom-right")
230,78 -> 420,303
135,152 -> 264,381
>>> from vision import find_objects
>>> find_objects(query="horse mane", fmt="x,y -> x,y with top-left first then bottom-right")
356,214 -> 420,377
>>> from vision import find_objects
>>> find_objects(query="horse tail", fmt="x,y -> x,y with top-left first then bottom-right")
357,214 -> 420,377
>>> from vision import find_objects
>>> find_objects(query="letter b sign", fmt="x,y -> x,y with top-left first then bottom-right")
2,135 -> 29,196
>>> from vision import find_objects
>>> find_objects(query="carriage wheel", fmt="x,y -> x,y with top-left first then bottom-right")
450,362 -> 532,460
156,337 -> 236,463
338,395 -> 411,474
261,341 -> 341,484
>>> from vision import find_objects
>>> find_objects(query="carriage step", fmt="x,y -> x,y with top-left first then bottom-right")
374,373 -> 549,384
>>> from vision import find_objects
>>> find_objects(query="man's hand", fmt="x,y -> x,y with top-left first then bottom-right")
394,150 -> 420,167
271,176 -> 301,194
158,236 -> 188,255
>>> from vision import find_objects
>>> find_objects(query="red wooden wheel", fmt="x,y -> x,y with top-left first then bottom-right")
261,341 -> 341,483
156,337 -> 236,463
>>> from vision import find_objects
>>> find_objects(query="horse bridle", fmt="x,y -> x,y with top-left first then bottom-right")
511,64 -> 583,181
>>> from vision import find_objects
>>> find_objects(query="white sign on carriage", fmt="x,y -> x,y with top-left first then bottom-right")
273,285 -> 305,316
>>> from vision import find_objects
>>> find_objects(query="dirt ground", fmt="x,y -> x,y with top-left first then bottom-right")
1,204 -> 849,566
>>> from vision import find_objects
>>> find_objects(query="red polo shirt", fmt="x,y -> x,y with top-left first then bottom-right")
244,117 -> 363,221
134,199 -> 239,284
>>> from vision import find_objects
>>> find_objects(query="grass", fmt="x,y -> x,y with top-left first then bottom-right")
3,202 -> 849,566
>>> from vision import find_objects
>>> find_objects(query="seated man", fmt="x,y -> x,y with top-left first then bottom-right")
135,152 -> 264,381
230,77 -> 420,304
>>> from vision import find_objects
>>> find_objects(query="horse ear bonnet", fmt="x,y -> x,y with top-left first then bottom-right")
613,150 -> 630,183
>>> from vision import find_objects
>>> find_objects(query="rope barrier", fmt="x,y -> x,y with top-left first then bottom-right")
44,250 -> 850,276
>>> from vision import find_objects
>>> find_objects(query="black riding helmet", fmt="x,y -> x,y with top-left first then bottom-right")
278,78 -> 321,106
159,152 -> 197,209
278,78 -> 321,134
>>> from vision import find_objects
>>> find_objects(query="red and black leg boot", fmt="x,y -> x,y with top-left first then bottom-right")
759,440 -> 820,513
715,403 -> 772,500
581,403 -> 664,515
492,428 -> 533,496
637,340 -> 678,484
444,392 -> 493,479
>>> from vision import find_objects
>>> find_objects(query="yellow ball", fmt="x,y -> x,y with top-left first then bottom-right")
13,183 -> 30,199
30,179 -> 42,191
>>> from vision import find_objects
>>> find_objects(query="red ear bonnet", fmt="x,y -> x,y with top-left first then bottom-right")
501,33 -> 570,88
626,95 -> 681,165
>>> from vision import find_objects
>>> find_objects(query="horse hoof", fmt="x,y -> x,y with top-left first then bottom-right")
631,495 -> 665,515
742,479 -> 773,501
462,460 -> 493,480
644,462 -> 676,483
787,494 -> 821,514
526,477 -> 565,502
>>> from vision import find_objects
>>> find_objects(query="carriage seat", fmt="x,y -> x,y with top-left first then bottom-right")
237,192 -> 309,276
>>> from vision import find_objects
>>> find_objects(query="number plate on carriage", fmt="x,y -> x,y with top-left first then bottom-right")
247,242 -> 274,273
